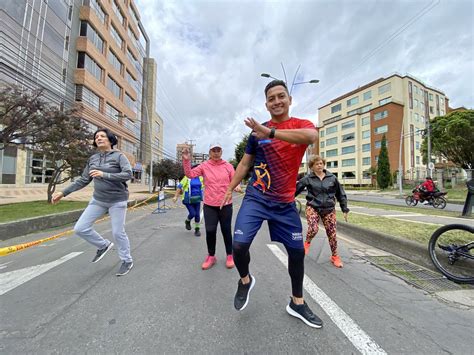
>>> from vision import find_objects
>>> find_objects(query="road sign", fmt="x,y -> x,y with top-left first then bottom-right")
428,162 -> 434,170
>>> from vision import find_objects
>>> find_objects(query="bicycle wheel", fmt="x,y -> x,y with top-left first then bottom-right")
405,196 -> 417,206
432,197 -> 447,209
428,224 -> 474,284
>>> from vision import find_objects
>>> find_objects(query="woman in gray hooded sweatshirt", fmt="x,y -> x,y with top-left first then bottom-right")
52,128 -> 133,276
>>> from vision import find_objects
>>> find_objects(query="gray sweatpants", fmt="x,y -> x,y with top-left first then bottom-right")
74,198 -> 132,262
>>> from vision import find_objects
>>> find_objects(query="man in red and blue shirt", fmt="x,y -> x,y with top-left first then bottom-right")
221,80 -> 322,328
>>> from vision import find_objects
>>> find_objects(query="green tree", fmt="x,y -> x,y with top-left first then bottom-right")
377,135 -> 391,189
232,134 -> 249,169
146,159 -> 182,192
422,110 -> 474,170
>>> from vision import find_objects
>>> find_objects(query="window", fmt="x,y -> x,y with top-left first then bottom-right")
89,0 -> 106,24
319,130 -> 325,138
414,85 -> 418,95
363,170 -> 372,179
374,125 -> 388,134
125,93 -> 136,114
414,99 -> 418,109
320,141 -> 325,148
326,126 -> 338,135
375,155 -> 379,163
342,146 -> 355,155
77,52 -> 102,81
110,24 -> 123,49
361,116 -> 370,126
421,115 -> 425,124
326,149 -> 338,157
80,21 -> 104,53
155,122 -> 161,134
106,103 -> 120,121
362,143 -> 370,152
107,75 -> 121,98
78,85 -> 101,112
320,152 -> 325,158
416,141 -> 420,149
374,110 -> 388,120
375,141 -> 381,149
429,93 -> 433,101
341,120 -> 355,130
108,50 -> 123,73
331,103 -> 341,113
348,104 -> 372,116
326,137 -> 338,146
440,109 -> 445,116
416,156 -> 420,164
379,97 -> 391,106
347,97 -> 359,107
112,0 -> 125,25
362,130 -> 370,139
342,133 -> 355,142
362,157 -> 371,165
378,82 -> 391,95
327,161 -> 338,168
342,158 -> 355,167
430,106 -> 434,114
415,113 -> 419,122
363,91 -> 372,100
342,172 -> 356,179
122,139 -> 136,156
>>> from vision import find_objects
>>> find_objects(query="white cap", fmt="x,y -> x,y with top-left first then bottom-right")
209,142 -> 222,150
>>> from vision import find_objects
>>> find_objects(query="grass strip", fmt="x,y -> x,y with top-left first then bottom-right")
348,200 -> 460,218
0,201 -> 88,223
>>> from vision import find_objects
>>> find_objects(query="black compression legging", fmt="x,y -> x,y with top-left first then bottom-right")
233,241 -> 305,298
203,204 -> 233,256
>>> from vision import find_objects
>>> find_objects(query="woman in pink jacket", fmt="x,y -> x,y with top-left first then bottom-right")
182,143 -> 240,270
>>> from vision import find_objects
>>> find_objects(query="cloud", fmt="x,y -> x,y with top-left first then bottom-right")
136,0 -> 473,160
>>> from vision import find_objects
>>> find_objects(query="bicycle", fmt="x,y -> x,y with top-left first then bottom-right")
428,224 -> 474,284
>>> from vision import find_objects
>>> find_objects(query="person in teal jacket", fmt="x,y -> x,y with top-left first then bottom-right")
173,172 -> 204,236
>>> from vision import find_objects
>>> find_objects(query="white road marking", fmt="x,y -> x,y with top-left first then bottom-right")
0,252 -> 83,295
267,244 -> 387,355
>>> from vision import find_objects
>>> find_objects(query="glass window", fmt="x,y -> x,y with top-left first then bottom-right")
80,21 -> 104,53
108,50 -> 123,73
374,125 -> 388,134
326,137 -> 338,146
414,99 -> 418,109
375,155 -> 379,163
342,159 -> 355,167
78,53 -> 102,81
78,85 -> 100,111
362,130 -> 370,139
378,82 -> 391,95
342,171 -> 355,178
107,75 -> 121,98
416,156 -> 420,164
379,97 -> 391,106
374,110 -> 388,120
326,149 -> 338,157
414,85 -> 418,95
415,113 -> 419,122
342,146 -> 355,155
327,161 -> 338,168
341,120 -> 355,130
342,133 -> 355,142
375,141 -> 381,149
326,126 -> 338,135
112,0 -> 125,25
362,157 -> 371,165
320,141 -> 325,148
331,103 -> 341,113
347,97 -> 359,107
106,103 -> 120,121
89,0 -> 106,23
415,141 -> 420,149
362,143 -> 370,152
110,24 -> 123,49
361,116 -> 370,126
360,104 -> 372,113
319,130 -> 325,138
429,93 -> 433,101
125,93 -> 136,114
363,91 -> 372,100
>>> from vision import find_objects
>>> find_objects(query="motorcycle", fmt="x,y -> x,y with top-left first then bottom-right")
405,188 -> 447,209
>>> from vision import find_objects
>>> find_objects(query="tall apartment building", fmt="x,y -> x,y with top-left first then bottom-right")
317,74 -> 449,185
0,0 -> 160,186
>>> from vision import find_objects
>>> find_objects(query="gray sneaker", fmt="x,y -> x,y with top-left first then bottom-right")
116,261 -> 134,276
91,242 -> 114,263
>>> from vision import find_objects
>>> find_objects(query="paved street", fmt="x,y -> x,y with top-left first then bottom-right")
1,195 -> 473,354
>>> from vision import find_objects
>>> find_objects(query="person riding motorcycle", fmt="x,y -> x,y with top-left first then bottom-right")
417,177 -> 436,205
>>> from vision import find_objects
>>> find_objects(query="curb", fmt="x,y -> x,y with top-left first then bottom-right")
0,198 -> 151,241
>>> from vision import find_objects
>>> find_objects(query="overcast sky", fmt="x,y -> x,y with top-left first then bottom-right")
135,0 -> 474,161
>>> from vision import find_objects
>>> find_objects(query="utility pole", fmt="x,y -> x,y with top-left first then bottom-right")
424,90 -> 432,178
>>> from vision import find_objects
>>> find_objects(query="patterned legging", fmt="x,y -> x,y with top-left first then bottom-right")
305,205 -> 338,256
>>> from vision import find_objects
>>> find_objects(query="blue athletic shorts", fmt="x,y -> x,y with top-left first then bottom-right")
233,194 -> 303,249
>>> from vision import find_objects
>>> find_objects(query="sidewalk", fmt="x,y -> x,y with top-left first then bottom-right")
0,183 -> 156,205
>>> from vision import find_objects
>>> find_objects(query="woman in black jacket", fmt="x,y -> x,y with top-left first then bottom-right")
295,155 -> 349,268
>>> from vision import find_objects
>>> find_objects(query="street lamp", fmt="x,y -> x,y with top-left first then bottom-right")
260,73 -> 280,80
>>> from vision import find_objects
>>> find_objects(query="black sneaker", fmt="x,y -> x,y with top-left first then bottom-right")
116,261 -> 133,276
286,298 -> 323,328
194,228 -> 201,237
185,219 -> 192,230
234,275 -> 255,311
91,242 -> 114,263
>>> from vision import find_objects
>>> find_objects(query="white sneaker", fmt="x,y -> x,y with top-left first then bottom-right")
422,201 -> 429,205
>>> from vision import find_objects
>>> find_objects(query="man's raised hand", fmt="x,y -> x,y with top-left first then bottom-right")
245,117 -> 271,139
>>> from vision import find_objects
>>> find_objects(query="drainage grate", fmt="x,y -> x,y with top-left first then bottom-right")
360,255 -> 466,293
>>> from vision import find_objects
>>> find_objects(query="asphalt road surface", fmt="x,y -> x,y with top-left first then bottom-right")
1,195 -> 473,354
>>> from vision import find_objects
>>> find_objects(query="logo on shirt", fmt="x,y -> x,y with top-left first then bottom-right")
291,232 -> 303,241
253,162 -> 271,192
234,229 -> 243,235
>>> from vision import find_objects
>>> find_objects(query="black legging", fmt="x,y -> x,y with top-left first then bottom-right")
233,241 -> 305,298
203,204 -> 233,256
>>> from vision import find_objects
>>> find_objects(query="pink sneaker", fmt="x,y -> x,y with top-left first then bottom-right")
226,255 -> 235,269
202,255 -> 217,270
